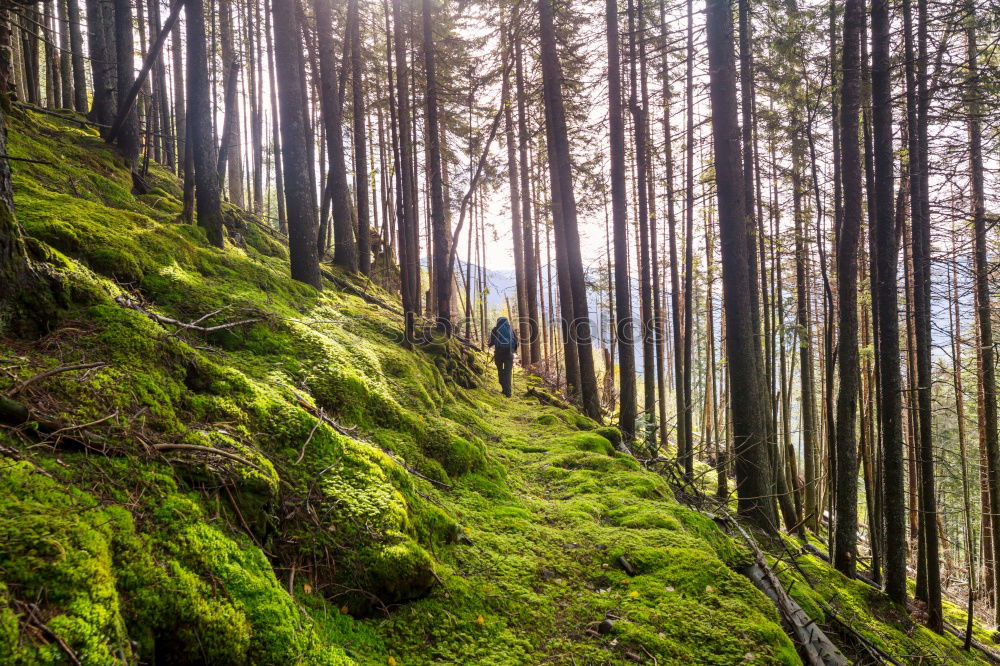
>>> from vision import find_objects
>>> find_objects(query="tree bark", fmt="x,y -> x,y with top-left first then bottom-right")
705,0 -> 775,531
58,0 -> 72,107
348,0 -> 370,275
423,0 -> 449,329
171,6 -> 185,177
503,35 -> 528,357
0,14 -> 30,306
186,0 -> 224,247
965,0 -> 1000,624
392,0 -> 419,337
273,0 -> 321,287
606,0 -> 636,443
515,30 -> 540,369
85,0 -> 114,126
870,0 -> 906,604
833,0 -> 862,578
627,0 -> 655,440
218,0 -> 244,206
65,0 -> 87,112
538,0 -> 601,421
905,0 -> 942,630
313,0 -> 357,272
264,1 -> 286,232
112,0 -> 140,165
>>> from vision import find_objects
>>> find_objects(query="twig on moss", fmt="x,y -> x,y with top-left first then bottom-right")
116,296 -> 265,334
222,484 -> 273,557
289,390 -> 357,438
7,361 -> 107,398
296,410 -> 324,465
0,154 -> 55,165
16,600 -> 83,666
152,443 -> 271,477
47,410 -> 119,438
289,389 -> 452,490
379,448 -> 453,490
319,268 -> 403,316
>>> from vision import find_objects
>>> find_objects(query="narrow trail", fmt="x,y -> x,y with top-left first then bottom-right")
356,369 -> 804,664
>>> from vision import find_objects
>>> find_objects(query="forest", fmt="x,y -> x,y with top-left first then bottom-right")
0,0 -> 998,662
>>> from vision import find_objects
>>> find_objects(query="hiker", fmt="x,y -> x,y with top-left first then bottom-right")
488,317 -> 518,398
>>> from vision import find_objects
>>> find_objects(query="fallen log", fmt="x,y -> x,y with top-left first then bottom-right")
736,538 -> 849,665
525,387 -> 570,410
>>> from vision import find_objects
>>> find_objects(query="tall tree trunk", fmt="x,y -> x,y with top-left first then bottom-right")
86,0 -> 114,126
187,0 -> 224,247
249,0 -> 264,210
66,0 -> 87,112
423,0 -> 449,329
314,0 -> 357,272
0,15 -> 32,306
705,0 -> 775,531
392,0 -> 419,337
538,0 -> 601,422
43,1 -> 58,108
58,0 -> 72,107
148,0 -> 173,169
171,8 -> 185,177
871,0 -> 906,604
949,231 -> 976,649
966,0 -> 1000,623
905,0 -> 942,630
606,0 -> 636,444
348,0 -> 370,275
627,0 -> 655,440
673,0 -> 693,476
833,0 -> 862,578
112,0 -> 140,165
218,0 -> 244,206
264,2 -> 286,232
272,0 -> 321,287
515,30 -> 541,369
503,36 -> 528,358
655,0 -> 672,455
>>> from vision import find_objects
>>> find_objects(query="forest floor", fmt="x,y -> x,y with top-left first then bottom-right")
0,108 -> 993,665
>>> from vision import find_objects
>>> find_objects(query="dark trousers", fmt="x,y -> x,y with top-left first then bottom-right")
494,348 -> 514,397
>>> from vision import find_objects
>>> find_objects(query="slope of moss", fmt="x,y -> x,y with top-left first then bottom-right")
0,108 -> 990,665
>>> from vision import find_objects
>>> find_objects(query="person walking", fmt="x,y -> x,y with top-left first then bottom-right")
488,317 -> 518,398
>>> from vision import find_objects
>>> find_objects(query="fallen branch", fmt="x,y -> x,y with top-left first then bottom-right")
117,296 -> 265,334
7,362 -> 107,398
727,519 -> 848,666
0,154 -> 55,165
289,389 -> 452,490
0,395 -> 111,452
803,544 -> 1000,663
16,600 -> 82,666
295,411 -> 323,465
13,101 -> 102,128
320,268 -> 403,316
943,622 -> 1000,664
379,447 -> 453,490
526,387 -> 570,410
152,443 -> 271,477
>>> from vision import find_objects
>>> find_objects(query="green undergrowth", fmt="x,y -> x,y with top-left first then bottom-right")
768,534 -> 990,663
0,108 -> 989,664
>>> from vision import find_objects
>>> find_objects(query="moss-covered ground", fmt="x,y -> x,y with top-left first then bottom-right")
0,109 -> 992,664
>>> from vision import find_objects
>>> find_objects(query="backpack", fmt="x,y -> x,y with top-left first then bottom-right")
493,320 -> 516,349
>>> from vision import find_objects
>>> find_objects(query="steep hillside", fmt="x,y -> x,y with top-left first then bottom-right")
0,110 -> 990,665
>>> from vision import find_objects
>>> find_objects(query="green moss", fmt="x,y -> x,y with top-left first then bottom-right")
595,426 -> 623,447
1,108 -> 948,665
